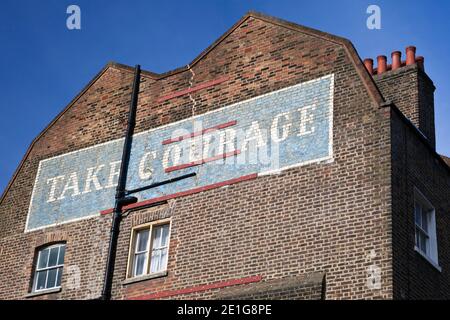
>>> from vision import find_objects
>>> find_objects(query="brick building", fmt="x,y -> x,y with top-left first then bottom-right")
0,12 -> 449,300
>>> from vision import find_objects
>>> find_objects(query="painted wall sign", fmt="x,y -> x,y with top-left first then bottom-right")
25,74 -> 334,231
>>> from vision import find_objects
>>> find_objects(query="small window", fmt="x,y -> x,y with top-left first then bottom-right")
414,188 -> 439,266
128,220 -> 170,278
33,243 -> 66,292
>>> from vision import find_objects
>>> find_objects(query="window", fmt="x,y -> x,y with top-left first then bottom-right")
33,243 -> 65,292
128,220 -> 170,278
414,188 -> 439,266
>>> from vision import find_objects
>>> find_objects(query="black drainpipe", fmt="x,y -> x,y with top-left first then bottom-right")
100,65 -> 141,300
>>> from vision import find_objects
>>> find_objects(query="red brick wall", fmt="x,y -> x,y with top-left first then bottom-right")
1,14 -> 394,300
390,107 -> 450,299
0,67 -> 136,299
374,65 -> 436,148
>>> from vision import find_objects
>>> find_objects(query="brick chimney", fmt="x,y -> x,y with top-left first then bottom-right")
363,46 -> 436,148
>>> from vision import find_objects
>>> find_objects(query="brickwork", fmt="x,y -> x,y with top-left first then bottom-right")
390,107 -> 450,299
25,74 -> 334,231
374,64 -> 436,147
215,273 -> 324,300
0,12 -> 446,300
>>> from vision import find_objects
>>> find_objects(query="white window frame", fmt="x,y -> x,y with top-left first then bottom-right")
126,219 -> 171,279
413,187 -> 441,271
32,243 -> 66,292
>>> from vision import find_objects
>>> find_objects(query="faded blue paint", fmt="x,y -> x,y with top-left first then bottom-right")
25,75 -> 334,231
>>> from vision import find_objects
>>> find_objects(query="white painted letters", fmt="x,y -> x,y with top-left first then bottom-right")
46,175 -> 65,203
139,152 -> 156,180
163,144 -> 181,169
58,172 -> 80,200
298,104 -> 316,136
242,121 -> 266,152
271,112 -> 291,143
105,160 -> 121,188
83,165 -> 105,193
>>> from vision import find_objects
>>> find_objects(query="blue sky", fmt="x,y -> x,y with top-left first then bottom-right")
0,0 -> 449,193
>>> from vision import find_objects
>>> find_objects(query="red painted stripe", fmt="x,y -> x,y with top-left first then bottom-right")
164,150 -> 240,173
100,173 -> 258,215
157,76 -> 229,103
162,120 -> 237,145
129,275 -> 263,300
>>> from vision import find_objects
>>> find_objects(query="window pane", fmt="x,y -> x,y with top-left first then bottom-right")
48,247 -> 59,267
35,271 -> 47,291
58,246 -> 66,265
421,211 -> 428,232
421,236 -> 427,253
46,268 -> 58,288
136,230 -> 149,253
149,224 -> 169,273
416,228 -> 429,254
414,204 -> 422,226
161,225 -> 170,247
419,233 -> 427,254
152,224 -> 169,249
150,250 -> 162,273
160,248 -> 168,271
56,267 -> 63,287
134,253 -> 147,276
38,249 -> 49,269
153,226 -> 162,249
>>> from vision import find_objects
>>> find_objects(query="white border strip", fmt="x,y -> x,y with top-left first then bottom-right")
33,74 -> 335,164
259,73 -> 334,176
25,212 -> 101,233
25,74 -> 335,233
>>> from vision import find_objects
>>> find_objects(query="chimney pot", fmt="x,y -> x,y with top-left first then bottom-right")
406,46 -> 416,65
377,55 -> 387,74
391,51 -> 402,70
416,56 -> 425,70
364,58 -> 374,75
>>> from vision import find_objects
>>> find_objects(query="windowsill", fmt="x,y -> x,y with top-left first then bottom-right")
414,246 -> 442,272
122,271 -> 168,285
25,287 -> 61,298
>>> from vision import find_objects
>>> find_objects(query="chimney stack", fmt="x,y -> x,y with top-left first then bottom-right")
391,51 -> 402,70
364,45 -> 435,148
377,55 -> 387,74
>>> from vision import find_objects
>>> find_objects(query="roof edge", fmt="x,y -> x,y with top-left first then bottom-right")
384,102 -> 450,175
117,11 -> 389,106
144,11 -> 386,104
246,12 -> 385,106
0,11 -> 387,204
0,63 -> 133,204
